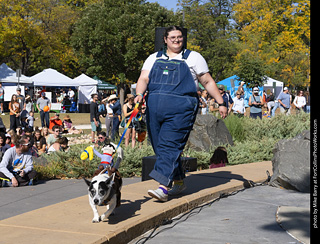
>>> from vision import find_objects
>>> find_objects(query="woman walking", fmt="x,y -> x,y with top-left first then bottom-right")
134,26 -> 227,202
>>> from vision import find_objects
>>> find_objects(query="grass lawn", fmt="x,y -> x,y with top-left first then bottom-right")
1,112 -> 91,129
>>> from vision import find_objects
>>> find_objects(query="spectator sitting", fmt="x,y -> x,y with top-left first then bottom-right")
95,131 -> 110,148
5,133 -> 14,147
62,115 -> 83,134
41,127 -> 50,141
0,132 -> 11,161
49,113 -> 63,132
0,135 -> 37,187
0,132 -> 10,153
47,137 -> 69,153
24,131 -> 38,157
47,125 -> 61,148
209,146 -> 228,169
0,117 -> 6,133
33,129 -> 47,155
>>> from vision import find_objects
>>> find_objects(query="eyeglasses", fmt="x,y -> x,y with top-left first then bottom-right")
167,36 -> 183,42
54,130 -> 60,133
98,137 -> 104,139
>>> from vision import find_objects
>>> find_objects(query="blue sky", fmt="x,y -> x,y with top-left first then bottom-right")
147,0 -> 180,12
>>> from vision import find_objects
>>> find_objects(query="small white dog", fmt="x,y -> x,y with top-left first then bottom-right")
84,170 -> 122,223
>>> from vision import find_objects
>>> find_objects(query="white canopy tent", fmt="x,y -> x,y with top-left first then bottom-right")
0,63 -> 32,101
0,63 -> 32,84
73,73 -> 98,104
31,68 -> 74,86
263,77 -> 284,98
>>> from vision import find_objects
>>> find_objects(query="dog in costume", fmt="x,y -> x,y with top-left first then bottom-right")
92,142 -> 123,176
82,142 -> 123,222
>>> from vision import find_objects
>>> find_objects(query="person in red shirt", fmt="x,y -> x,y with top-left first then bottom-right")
49,113 -> 63,132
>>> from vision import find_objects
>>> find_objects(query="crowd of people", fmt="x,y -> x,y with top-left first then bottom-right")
198,84 -> 310,119
89,92 -> 147,149
0,86 -> 85,187
0,81 -> 310,189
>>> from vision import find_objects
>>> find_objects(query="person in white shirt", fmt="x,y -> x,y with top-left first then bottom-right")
293,90 -> 306,113
67,88 -> 75,101
232,91 -> 246,117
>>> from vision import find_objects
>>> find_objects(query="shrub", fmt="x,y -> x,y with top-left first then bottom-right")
34,113 -> 310,179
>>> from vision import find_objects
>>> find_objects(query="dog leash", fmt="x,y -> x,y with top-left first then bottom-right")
113,93 -> 146,159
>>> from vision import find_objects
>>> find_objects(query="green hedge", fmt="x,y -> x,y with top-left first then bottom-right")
34,113 -> 310,179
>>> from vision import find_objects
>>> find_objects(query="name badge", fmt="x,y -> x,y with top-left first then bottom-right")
163,69 -> 168,75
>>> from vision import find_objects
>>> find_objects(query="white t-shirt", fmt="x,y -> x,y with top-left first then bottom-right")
142,50 -> 209,88
293,96 -> 306,108
68,90 -> 75,98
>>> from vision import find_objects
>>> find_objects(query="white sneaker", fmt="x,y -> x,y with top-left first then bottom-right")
168,181 -> 186,196
1,113 -> 5,115
148,187 -> 168,202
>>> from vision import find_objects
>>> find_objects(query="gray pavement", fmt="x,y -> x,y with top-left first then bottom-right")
0,177 -> 141,221
132,185 -> 310,244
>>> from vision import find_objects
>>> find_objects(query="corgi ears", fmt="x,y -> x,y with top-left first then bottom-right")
83,178 -> 91,187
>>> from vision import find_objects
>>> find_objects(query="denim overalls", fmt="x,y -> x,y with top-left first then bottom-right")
146,49 -> 199,187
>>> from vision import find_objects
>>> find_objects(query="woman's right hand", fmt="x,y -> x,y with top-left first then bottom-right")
134,94 -> 143,104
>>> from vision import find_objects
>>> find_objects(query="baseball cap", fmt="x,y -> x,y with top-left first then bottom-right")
284,87 -> 288,91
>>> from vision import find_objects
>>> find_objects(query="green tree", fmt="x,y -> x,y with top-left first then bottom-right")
71,0 -> 182,83
0,0 -> 79,76
235,52 -> 267,88
179,0 -> 238,81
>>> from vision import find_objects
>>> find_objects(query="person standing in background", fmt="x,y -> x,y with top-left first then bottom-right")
36,92 -> 51,128
278,87 -> 291,115
248,87 -> 264,119
16,87 -> 26,111
9,94 -> 20,131
90,93 -> 101,143
293,90 -> 306,114
0,83 -> 4,115
232,91 -> 246,117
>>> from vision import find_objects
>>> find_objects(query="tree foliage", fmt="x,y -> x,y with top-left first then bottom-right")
235,52 -> 267,88
0,0 -> 309,89
179,0 -> 238,81
71,0 -> 181,83
233,0 -> 310,88
0,0 -> 84,76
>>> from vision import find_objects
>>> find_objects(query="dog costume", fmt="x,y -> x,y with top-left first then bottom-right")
92,142 -> 123,176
